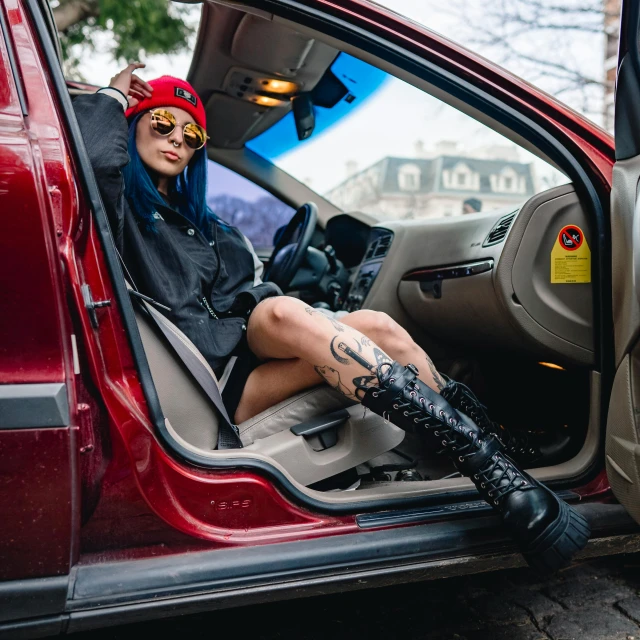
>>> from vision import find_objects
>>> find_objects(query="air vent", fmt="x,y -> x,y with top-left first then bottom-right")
374,234 -> 392,257
483,211 -> 517,247
364,231 -> 393,261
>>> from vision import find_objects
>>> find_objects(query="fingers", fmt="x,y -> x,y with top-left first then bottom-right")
125,62 -> 146,73
130,75 -> 153,98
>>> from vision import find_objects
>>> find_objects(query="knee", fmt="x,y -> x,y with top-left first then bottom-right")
255,296 -> 308,330
351,310 -> 404,345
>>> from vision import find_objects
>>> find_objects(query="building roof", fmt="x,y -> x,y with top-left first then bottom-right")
326,154 -> 535,198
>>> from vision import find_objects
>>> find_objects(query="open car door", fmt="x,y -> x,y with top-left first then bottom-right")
606,0 -> 640,522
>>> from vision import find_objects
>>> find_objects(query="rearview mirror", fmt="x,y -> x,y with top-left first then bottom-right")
292,94 -> 315,141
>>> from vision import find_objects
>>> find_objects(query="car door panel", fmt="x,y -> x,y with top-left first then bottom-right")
605,0 -> 640,525
375,185 -> 595,364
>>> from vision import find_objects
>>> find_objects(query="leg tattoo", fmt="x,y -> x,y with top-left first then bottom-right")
304,305 -> 345,332
330,336 -> 350,365
337,341 -> 375,373
352,375 -> 378,399
426,354 -> 445,391
314,365 -> 357,400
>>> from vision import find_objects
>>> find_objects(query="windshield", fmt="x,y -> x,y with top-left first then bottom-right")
370,0 -> 612,129
247,53 -> 568,222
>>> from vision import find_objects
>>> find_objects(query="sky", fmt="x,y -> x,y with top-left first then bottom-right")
74,0 -> 603,195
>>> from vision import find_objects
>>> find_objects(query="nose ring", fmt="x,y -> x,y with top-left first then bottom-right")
172,141 -> 179,147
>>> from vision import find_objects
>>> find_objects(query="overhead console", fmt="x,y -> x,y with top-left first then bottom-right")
189,3 -> 338,149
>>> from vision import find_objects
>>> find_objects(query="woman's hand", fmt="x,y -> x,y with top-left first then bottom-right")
109,62 -> 153,108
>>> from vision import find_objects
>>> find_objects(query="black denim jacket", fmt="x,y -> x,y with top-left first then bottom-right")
73,93 -> 281,373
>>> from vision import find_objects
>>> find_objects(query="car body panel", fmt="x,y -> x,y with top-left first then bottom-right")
0,0 -> 77,582
1,0 -> 637,635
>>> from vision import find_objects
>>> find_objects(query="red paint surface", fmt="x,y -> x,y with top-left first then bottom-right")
0,429 -> 74,580
0,0 -> 77,579
2,0 -> 617,575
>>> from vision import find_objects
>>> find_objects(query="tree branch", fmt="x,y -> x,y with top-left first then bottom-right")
53,0 -> 100,33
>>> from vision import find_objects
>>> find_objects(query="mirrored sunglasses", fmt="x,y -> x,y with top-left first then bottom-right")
149,108 -> 209,150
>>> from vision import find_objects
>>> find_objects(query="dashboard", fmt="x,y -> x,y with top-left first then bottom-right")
335,184 -> 594,366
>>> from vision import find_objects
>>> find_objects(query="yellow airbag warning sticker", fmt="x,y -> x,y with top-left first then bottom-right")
551,225 -> 591,284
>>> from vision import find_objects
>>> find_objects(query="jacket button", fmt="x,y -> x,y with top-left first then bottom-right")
187,228 -> 195,236
209,241 -> 215,247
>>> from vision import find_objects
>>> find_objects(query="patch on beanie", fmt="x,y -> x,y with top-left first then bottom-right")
175,86 -> 197,106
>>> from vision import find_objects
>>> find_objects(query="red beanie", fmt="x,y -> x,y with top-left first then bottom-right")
125,76 -> 206,129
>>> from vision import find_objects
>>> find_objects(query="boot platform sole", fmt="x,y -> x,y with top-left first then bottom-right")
521,496 -> 590,574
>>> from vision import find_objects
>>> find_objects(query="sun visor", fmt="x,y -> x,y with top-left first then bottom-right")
232,14 -> 315,76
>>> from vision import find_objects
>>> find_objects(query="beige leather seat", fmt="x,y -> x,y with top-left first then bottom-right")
134,302 -> 404,486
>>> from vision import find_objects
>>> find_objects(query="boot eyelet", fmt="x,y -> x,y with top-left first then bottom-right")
389,378 -> 396,383
429,404 -> 435,411
372,392 -> 379,397
403,411 -> 409,417
521,481 -> 527,486
434,431 -> 439,436
414,418 -> 419,423
439,410 -> 445,417
494,500 -> 500,506
419,397 -> 425,404
473,474 -> 479,480
480,483 -> 485,488
410,390 -> 416,397
442,440 -> 447,446
393,404 -> 399,409
459,456 -> 464,462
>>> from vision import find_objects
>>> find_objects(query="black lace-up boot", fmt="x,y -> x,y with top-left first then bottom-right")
440,376 -> 571,468
360,362 -> 590,573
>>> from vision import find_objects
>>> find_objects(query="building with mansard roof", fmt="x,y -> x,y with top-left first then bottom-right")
324,146 -> 536,220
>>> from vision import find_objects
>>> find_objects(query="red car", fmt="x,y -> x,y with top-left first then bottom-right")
2,0 -> 640,635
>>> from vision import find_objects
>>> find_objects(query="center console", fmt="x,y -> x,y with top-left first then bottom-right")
343,228 -> 393,312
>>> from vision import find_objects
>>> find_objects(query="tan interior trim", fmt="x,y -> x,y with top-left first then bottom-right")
168,371 -> 600,504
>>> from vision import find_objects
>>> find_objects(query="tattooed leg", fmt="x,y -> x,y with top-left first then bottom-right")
235,297 -> 446,422
304,305 -> 345,333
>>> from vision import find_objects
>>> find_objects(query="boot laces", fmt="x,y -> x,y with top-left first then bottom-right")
394,386 -> 481,460
449,381 -> 537,458
474,455 -> 531,506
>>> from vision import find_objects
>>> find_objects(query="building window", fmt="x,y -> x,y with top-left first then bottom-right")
398,163 -> 421,191
444,162 -> 478,191
493,167 -> 521,194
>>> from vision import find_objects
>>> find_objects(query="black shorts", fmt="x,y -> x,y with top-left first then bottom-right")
219,334 -> 260,421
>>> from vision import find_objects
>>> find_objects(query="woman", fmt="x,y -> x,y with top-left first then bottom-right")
73,63 -> 588,572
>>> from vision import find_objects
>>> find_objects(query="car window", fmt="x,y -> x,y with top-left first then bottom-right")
206,160 -> 296,251
371,1 -> 611,130
246,53 -> 569,223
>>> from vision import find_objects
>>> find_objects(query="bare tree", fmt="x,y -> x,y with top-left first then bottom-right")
445,0 -> 619,125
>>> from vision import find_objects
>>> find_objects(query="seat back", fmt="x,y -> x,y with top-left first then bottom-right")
135,305 -> 220,450
133,300 -> 405,485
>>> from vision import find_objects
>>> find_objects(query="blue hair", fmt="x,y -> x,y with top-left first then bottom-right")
123,113 -> 217,237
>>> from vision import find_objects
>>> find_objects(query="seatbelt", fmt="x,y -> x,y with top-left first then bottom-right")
135,295 -> 243,450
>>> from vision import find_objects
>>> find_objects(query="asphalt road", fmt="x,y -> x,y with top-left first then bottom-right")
70,552 -> 640,640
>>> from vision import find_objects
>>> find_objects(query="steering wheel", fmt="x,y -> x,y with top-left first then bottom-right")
264,202 -> 318,291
